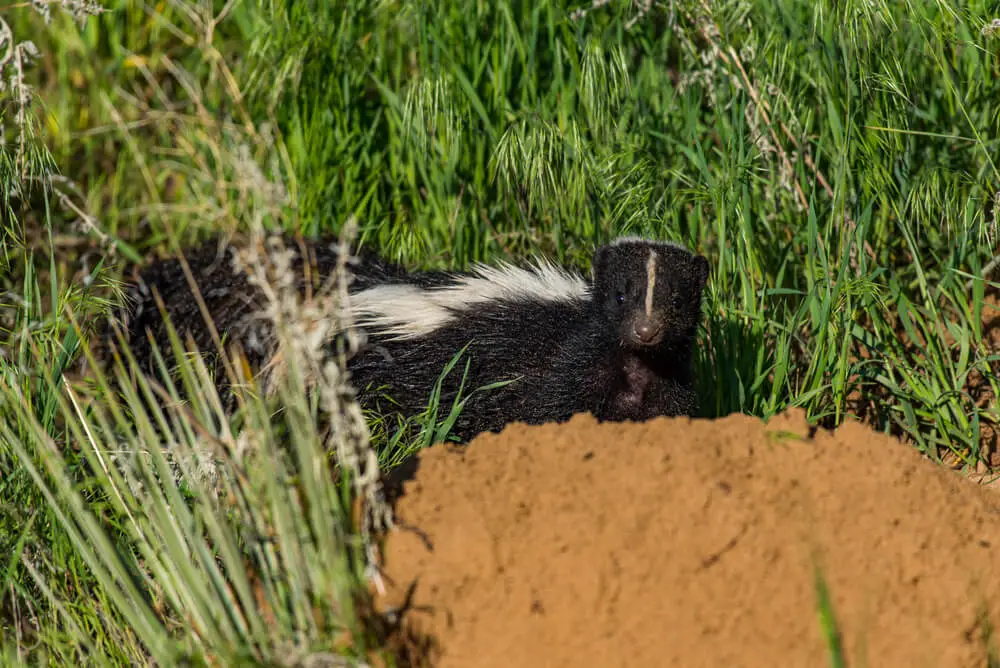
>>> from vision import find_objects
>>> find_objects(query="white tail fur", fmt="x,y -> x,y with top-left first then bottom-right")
349,259 -> 589,340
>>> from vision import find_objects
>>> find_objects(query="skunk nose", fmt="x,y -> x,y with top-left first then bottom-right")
632,317 -> 662,345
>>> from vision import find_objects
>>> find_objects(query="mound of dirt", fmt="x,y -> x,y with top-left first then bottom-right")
375,410 -> 1000,667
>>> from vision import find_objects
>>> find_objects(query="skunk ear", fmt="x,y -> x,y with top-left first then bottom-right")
592,244 -> 616,281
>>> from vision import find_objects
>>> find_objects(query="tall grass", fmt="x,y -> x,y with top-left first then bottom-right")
2,225 -> 391,665
232,0 -> 1000,462
2,0 -> 999,662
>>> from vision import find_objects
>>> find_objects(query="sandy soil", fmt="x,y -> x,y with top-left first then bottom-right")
375,410 -> 1000,667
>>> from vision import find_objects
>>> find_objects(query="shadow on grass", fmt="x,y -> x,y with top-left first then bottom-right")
695,307 -> 778,420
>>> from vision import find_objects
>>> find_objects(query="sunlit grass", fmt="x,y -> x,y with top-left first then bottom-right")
2,0 -> 1000,662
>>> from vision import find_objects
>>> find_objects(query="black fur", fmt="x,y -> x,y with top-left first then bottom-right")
99,233 -> 405,405
103,235 -> 710,442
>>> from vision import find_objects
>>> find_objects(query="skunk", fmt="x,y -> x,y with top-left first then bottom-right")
105,234 -> 710,442
347,236 -> 710,442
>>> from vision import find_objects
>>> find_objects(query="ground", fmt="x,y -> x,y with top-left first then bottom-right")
376,411 -> 1000,667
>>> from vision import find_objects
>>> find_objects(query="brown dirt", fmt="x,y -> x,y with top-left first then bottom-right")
375,410 -> 1000,667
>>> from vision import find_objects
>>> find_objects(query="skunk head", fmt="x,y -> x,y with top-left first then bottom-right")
591,237 -> 709,354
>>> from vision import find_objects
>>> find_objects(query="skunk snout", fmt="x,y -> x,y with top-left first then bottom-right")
628,313 -> 663,346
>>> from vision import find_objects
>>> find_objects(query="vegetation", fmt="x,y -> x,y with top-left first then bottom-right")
1,0 -> 999,663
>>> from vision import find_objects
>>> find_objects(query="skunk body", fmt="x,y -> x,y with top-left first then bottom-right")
347,236 -> 710,441
107,234 -> 710,442
102,234 -> 404,398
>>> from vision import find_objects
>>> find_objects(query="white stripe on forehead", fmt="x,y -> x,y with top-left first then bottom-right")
644,249 -> 657,317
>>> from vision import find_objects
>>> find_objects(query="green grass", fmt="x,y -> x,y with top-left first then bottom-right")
2,0 -> 1000,663
814,563 -> 847,668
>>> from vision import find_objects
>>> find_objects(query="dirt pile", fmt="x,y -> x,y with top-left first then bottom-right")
376,410 -> 1000,667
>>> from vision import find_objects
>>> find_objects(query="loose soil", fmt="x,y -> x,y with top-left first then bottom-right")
376,410 -> 1000,667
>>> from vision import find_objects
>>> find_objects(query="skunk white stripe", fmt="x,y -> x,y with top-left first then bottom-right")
466,259 -> 589,304
349,259 -> 590,340
348,284 -> 453,339
645,249 -> 657,317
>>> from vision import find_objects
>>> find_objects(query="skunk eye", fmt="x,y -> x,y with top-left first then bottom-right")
671,295 -> 682,309
615,292 -> 625,305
